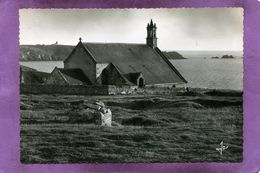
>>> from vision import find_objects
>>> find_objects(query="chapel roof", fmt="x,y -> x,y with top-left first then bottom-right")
81,42 -> 187,85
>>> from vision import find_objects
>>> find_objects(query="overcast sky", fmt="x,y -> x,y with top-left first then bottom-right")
19,8 -> 243,51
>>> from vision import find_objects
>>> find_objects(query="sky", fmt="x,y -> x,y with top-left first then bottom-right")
19,8 -> 243,51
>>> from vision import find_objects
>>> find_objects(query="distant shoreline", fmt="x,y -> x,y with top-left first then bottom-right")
20,57 -> 243,62
20,44 -> 243,61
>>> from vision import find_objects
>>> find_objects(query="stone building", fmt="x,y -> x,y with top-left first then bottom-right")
20,65 -> 49,85
63,20 -> 187,87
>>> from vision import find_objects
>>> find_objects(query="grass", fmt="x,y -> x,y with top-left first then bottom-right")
20,91 -> 243,163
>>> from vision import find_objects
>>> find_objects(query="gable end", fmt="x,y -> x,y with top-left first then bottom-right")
64,42 -> 97,65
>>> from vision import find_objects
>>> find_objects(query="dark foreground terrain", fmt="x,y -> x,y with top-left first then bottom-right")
20,90 -> 243,163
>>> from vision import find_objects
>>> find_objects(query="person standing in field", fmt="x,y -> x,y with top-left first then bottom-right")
95,101 -> 112,127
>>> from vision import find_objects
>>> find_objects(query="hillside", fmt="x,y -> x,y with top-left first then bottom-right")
21,90 -> 242,163
20,45 -> 74,61
162,51 -> 186,59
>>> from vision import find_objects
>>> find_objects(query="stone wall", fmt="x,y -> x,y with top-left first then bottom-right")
96,63 -> 109,79
21,84 -> 184,95
108,85 -> 134,95
108,85 -> 184,95
98,64 -> 130,85
20,84 -> 109,95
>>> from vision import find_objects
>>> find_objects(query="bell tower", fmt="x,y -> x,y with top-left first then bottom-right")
146,19 -> 157,49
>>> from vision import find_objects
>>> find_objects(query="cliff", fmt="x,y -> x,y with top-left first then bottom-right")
162,51 -> 186,59
20,45 -> 74,61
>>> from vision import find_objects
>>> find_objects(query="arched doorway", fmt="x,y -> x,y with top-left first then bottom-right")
102,69 -> 109,85
138,77 -> 144,87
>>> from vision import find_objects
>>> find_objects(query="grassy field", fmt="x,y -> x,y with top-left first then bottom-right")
20,90 -> 243,163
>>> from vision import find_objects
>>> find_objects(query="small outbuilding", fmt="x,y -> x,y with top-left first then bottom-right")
45,67 -> 91,85
20,65 -> 50,84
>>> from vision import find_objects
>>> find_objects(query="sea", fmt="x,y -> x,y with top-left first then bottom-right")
20,51 -> 243,91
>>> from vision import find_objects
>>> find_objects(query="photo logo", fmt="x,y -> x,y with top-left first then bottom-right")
216,141 -> 229,155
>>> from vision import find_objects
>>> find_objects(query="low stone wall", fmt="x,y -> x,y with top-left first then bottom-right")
108,85 -> 185,95
139,87 -> 184,95
20,84 -> 109,95
21,84 -> 185,95
108,85 -> 133,95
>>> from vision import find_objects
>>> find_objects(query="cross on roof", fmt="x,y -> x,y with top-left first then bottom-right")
79,37 -> 82,42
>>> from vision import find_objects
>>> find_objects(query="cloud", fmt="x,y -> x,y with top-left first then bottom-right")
19,8 -> 243,51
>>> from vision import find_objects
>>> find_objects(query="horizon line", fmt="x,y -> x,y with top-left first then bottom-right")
19,43 -> 243,52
